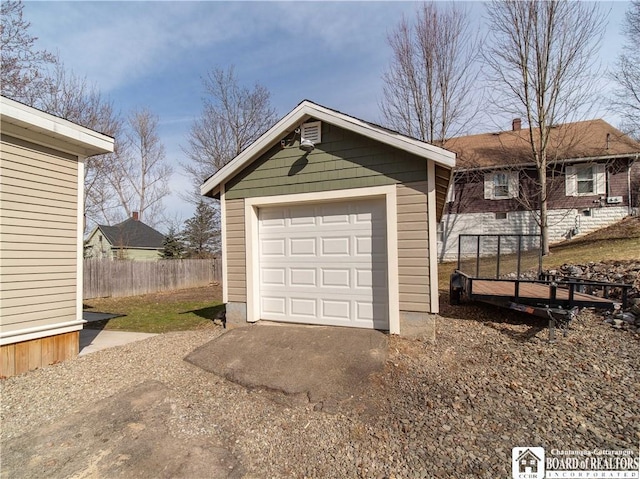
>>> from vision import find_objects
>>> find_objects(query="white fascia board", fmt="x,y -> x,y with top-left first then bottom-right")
200,100 -> 456,197
0,96 -> 114,156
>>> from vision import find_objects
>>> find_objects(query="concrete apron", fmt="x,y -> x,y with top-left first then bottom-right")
185,322 -> 388,410
79,329 -> 157,356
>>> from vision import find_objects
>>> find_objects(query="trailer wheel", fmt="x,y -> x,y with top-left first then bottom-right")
450,283 -> 461,305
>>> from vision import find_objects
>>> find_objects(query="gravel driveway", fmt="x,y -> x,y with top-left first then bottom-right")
1,306 -> 638,478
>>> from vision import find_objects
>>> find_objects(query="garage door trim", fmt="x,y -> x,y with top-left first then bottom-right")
244,185 -> 399,334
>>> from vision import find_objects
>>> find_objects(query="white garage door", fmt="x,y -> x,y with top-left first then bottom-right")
258,198 -> 388,329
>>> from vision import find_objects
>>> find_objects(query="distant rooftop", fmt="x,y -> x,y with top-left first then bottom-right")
446,119 -> 640,169
98,215 -> 165,249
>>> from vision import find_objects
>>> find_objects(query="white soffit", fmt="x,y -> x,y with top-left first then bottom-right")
200,100 -> 456,197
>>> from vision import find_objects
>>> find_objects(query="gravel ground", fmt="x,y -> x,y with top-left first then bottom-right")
1,305 -> 638,478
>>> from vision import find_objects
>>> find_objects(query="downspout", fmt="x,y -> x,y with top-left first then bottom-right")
629,155 -> 638,216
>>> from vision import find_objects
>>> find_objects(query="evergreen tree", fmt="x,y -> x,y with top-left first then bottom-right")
159,227 -> 185,259
182,201 -> 219,258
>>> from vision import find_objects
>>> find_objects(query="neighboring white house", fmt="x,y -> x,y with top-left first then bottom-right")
1,96 -> 114,378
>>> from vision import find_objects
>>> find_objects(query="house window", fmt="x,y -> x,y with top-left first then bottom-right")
494,173 -> 509,198
484,171 -> 518,200
565,164 -> 606,197
437,222 -> 444,242
577,166 -> 595,194
495,212 -> 507,220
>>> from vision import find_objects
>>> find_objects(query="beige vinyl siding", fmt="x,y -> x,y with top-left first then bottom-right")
225,198 -> 246,302
396,182 -> 430,313
226,122 -> 429,200
0,136 -> 79,334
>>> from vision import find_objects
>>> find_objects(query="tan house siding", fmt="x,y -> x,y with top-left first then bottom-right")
0,136 -> 78,335
396,181 -> 430,313
225,198 -> 246,302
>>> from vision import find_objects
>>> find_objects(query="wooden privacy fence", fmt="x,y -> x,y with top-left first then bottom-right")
84,258 -> 221,299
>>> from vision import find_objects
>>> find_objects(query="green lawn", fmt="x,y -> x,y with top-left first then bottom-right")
83,286 -> 222,333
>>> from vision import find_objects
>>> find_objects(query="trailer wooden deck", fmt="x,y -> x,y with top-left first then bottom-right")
470,279 -> 616,308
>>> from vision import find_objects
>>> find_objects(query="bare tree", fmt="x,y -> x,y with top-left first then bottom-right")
0,0 -> 56,103
36,61 -> 124,227
612,0 -> 640,139
182,66 -> 278,201
380,2 -> 481,145
484,0 -> 605,255
109,107 -> 173,227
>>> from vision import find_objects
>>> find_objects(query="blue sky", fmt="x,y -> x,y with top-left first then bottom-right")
23,1 -> 629,229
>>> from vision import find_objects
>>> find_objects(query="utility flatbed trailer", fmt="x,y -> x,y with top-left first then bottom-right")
449,234 -> 632,341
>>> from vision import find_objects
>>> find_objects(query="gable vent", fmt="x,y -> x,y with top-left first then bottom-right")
301,121 -> 321,144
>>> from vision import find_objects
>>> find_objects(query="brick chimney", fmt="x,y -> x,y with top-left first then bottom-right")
132,211 -> 139,221
512,118 -> 522,131
511,118 -> 522,131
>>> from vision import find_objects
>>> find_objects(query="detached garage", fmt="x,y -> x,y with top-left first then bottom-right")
201,101 -> 455,337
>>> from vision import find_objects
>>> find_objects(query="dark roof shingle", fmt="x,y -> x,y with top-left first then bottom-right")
99,218 -> 165,249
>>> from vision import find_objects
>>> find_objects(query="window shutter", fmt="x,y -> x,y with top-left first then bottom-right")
484,172 -> 494,200
446,182 -> 455,203
595,164 -> 606,195
508,171 -> 519,198
301,121 -> 321,144
565,166 -> 577,197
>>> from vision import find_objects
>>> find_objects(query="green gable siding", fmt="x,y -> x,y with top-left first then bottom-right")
225,122 -> 429,200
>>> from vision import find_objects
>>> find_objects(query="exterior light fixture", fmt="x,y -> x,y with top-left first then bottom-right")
299,138 -> 315,152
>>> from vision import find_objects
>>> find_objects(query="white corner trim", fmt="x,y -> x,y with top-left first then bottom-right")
77,158 -> 85,322
0,320 -> 86,346
385,189 -> 400,335
220,184 -> 228,304
244,201 -> 260,323
427,160 -> 440,314
243,185 -> 400,334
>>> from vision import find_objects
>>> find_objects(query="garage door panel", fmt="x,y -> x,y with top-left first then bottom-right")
320,268 -> 351,288
262,296 -> 286,315
261,238 -> 285,256
290,297 -> 317,317
321,299 -> 351,320
321,237 -> 350,256
289,268 -> 316,286
260,209 -> 286,227
261,268 -> 286,286
259,199 -> 389,329
290,237 -> 316,256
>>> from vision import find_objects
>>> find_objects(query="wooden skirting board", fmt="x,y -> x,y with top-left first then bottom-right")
0,331 -> 79,379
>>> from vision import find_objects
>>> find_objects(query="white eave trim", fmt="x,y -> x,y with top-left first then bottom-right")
201,101 -> 456,197
0,96 -> 114,156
